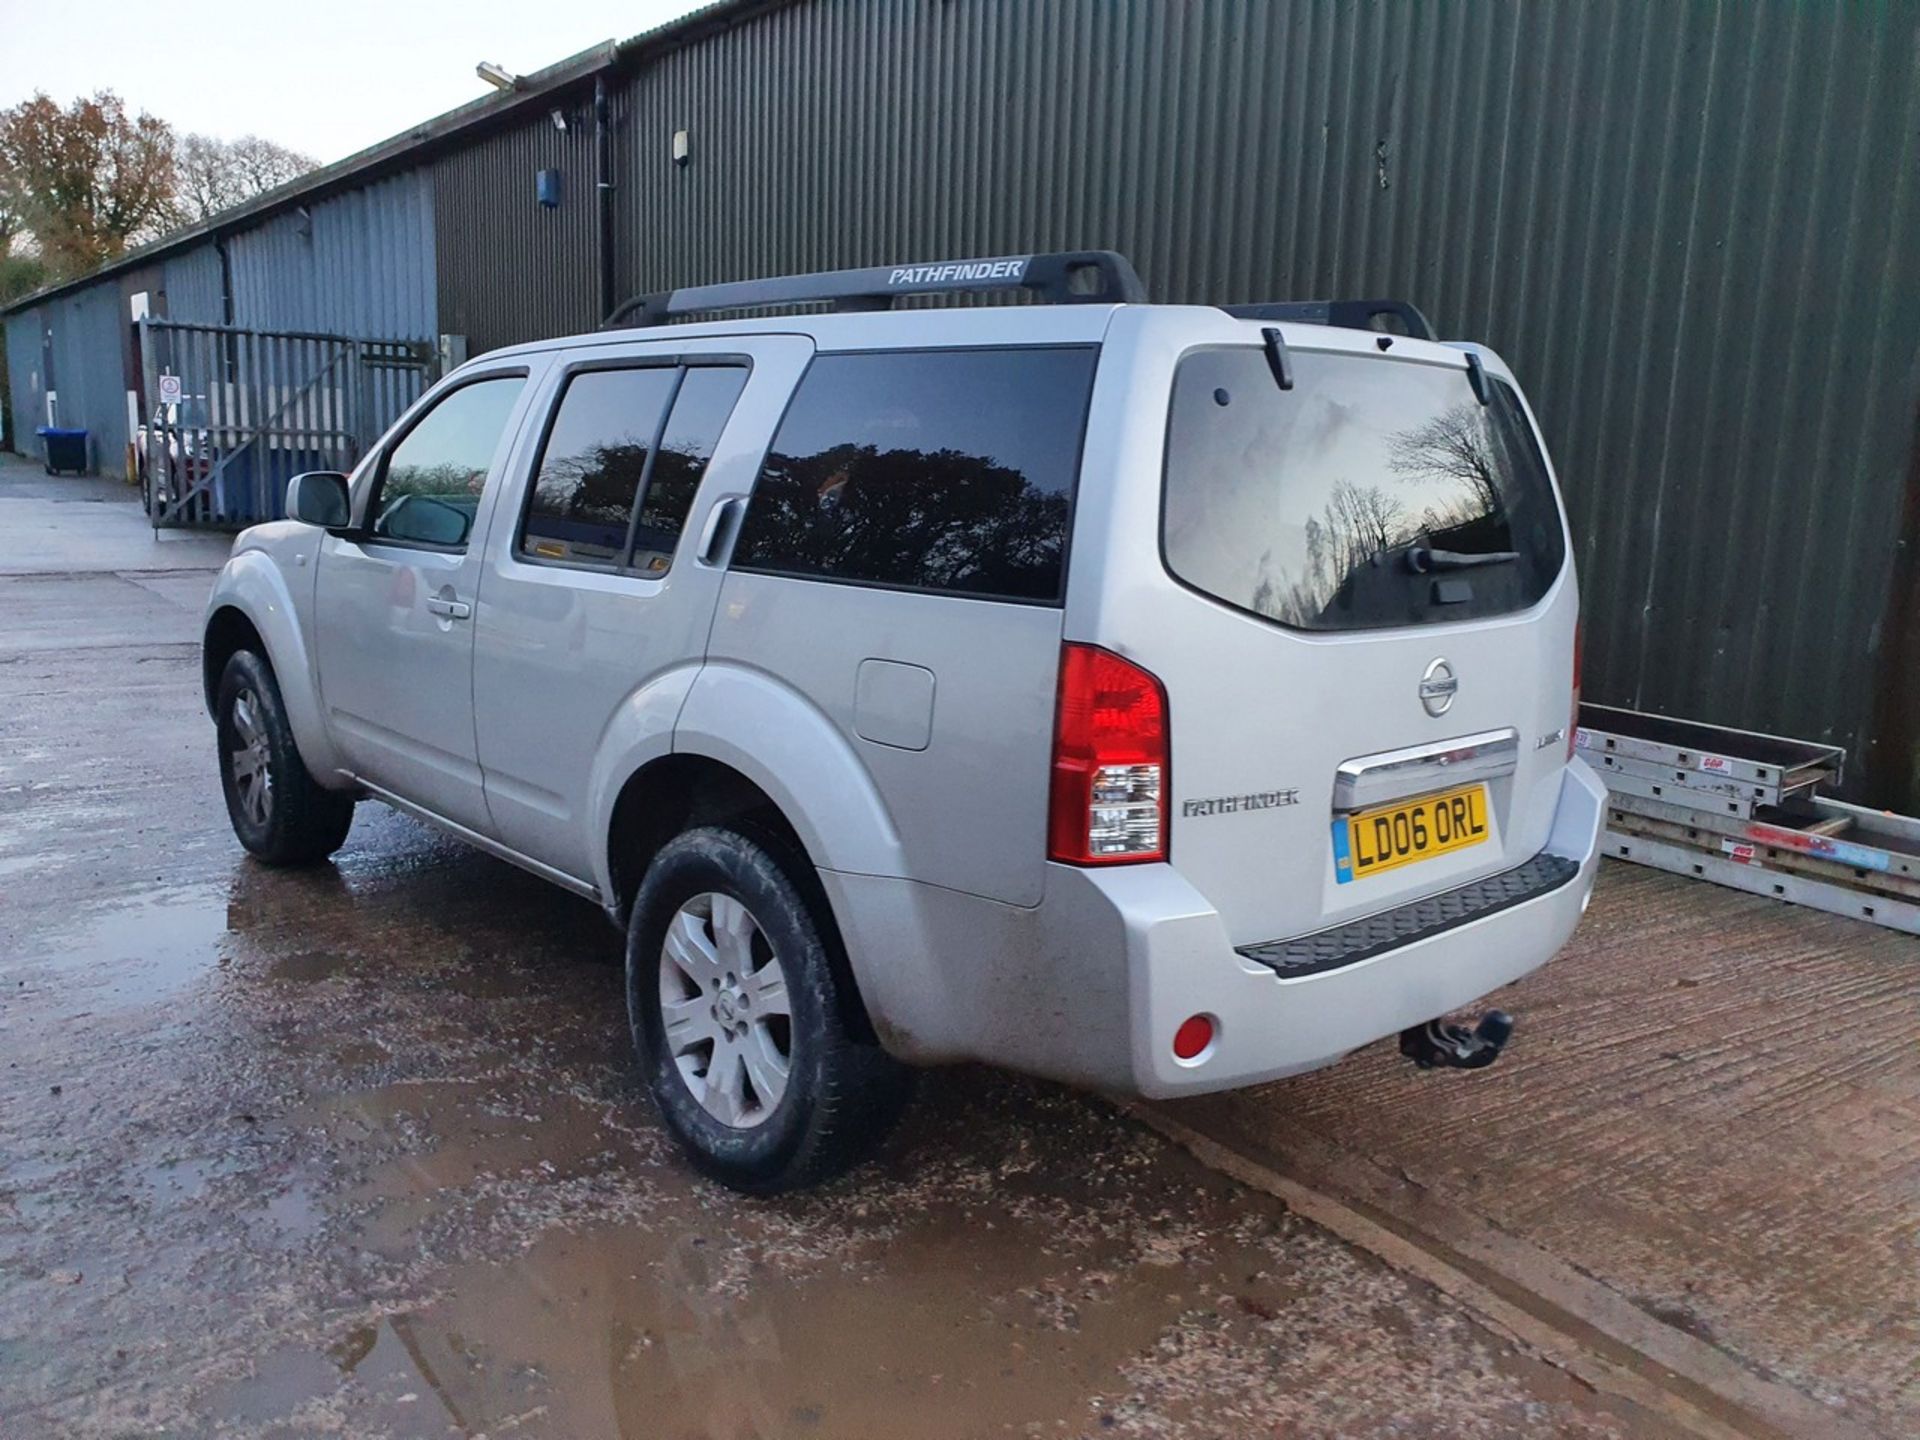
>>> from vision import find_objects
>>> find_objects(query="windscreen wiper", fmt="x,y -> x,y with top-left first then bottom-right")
1407,545 -> 1519,573
1260,327 -> 1294,391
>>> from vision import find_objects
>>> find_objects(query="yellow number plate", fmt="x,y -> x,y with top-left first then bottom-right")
1333,782 -> 1489,884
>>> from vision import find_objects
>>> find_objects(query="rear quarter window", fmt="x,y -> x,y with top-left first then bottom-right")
731,346 -> 1097,603
1162,347 -> 1566,631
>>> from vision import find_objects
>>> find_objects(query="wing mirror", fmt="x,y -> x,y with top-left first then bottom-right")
286,471 -> 350,528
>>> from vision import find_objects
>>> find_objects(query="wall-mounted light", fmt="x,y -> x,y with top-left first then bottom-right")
550,107 -> 569,133
672,129 -> 690,167
476,61 -> 520,92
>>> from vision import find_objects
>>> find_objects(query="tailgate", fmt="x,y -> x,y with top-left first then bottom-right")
1073,316 -> 1579,947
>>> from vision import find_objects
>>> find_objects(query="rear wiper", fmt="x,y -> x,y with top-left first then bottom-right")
1407,545 -> 1519,573
1260,326 -> 1294,391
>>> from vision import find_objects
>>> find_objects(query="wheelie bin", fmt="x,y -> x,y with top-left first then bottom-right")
36,427 -> 88,475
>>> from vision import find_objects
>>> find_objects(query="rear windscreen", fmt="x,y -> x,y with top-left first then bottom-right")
1162,347 -> 1566,631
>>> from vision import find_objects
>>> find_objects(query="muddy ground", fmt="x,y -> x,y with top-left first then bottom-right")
1,458 -> 1911,1439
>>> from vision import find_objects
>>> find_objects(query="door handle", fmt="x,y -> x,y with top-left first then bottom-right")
426,596 -> 471,620
696,497 -> 741,566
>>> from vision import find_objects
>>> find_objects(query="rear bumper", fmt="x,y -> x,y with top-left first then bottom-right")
823,759 -> 1607,1096
1106,757 -> 1607,1096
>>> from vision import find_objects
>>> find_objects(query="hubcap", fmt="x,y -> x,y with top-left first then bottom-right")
658,892 -> 792,1129
228,688 -> 273,829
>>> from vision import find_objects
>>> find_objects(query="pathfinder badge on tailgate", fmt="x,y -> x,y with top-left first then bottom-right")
1182,789 -> 1299,818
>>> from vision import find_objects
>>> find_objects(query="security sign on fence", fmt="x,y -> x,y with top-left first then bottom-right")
138,318 -> 438,530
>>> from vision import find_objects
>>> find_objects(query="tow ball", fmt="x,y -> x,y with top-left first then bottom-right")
1399,1010 -> 1513,1070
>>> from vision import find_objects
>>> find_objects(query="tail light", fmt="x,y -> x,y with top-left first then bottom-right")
1567,623 -> 1584,760
1048,643 -> 1168,865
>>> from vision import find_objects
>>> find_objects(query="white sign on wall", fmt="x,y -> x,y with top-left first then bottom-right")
158,374 -> 183,406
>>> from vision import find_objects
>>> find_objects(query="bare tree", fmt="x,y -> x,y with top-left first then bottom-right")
1325,477 -> 1408,573
0,92 -> 175,277
173,133 -> 317,224
1387,404 -> 1501,514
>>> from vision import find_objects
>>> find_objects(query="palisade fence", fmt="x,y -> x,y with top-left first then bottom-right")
138,318 -> 437,529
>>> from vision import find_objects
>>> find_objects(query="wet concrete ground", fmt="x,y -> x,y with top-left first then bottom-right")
0,456 -> 1909,1438
1159,863 -> 1920,1436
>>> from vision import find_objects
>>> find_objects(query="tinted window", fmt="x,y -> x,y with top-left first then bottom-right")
732,347 -> 1096,602
372,376 -> 525,549
632,366 -> 749,574
1162,349 -> 1566,630
521,368 -> 679,566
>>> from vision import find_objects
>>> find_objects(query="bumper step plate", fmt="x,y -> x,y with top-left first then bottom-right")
1240,852 -> 1581,979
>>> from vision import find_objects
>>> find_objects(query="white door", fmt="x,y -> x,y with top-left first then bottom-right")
314,368 -> 537,835
471,336 -> 814,881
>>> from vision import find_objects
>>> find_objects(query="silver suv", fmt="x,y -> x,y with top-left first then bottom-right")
202,252 -> 1606,1191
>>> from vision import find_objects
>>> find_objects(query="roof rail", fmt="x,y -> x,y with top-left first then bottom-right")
603,249 -> 1148,328
1219,299 -> 1436,342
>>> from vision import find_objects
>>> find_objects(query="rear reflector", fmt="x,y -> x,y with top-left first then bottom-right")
1173,1014 -> 1214,1060
1048,643 -> 1168,865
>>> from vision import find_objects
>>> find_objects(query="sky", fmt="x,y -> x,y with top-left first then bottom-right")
1,0 -> 711,164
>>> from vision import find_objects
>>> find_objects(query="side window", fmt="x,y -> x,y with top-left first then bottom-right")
631,366 -> 749,573
731,347 -> 1096,603
520,363 -> 748,573
521,368 -> 679,566
370,376 -> 526,550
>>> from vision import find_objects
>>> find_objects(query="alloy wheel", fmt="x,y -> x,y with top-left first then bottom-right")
658,891 -> 793,1128
228,688 -> 274,829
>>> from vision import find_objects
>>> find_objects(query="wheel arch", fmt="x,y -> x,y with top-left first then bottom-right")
605,752 -> 881,1045
202,554 -> 343,778
202,605 -> 265,718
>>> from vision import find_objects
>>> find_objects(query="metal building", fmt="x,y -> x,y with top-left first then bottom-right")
4,0 -> 1918,807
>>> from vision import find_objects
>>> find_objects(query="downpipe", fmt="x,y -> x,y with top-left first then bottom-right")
1399,1009 -> 1513,1070
594,74 -> 616,325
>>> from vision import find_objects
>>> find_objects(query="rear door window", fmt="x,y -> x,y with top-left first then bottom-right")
1162,348 -> 1566,630
521,363 -> 747,572
632,366 -> 750,573
731,346 -> 1097,603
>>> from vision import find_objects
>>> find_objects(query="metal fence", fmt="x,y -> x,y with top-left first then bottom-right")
138,318 -> 434,529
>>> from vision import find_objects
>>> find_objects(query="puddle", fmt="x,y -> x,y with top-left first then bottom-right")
204,1152 -> 1282,1437
395,1208 -> 1231,1438
24,886 -> 233,1015
187,1066 -> 1662,1440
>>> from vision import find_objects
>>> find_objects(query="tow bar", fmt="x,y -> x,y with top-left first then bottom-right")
1400,1010 -> 1513,1070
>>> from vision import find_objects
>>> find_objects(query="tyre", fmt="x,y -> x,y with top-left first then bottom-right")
216,649 -> 356,866
628,825 -> 911,1193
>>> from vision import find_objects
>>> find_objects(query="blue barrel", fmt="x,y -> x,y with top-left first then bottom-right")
35,427 -> 88,475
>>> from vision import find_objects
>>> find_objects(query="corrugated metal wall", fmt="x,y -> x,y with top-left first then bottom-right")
160,244 -> 227,326
227,169 -> 437,339
586,0 -> 1920,803
431,91 -> 604,355
3,247 -> 221,469
1,174 -> 436,475
35,286 -> 132,473
5,303 -> 48,450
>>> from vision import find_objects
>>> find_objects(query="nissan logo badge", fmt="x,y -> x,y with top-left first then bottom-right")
1419,658 -> 1458,717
